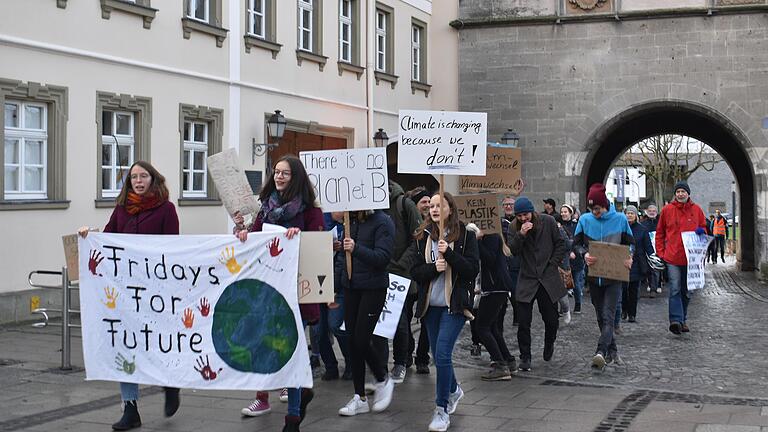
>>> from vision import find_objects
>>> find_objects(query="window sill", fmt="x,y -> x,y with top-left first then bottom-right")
244,35 -> 282,59
296,50 -> 328,72
374,71 -> 399,89
95,198 -> 116,209
0,200 -> 70,211
181,17 -> 229,48
100,0 -> 157,29
411,80 -> 432,97
338,61 -> 365,80
178,198 -> 222,207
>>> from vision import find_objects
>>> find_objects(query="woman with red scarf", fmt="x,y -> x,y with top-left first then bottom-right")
78,161 -> 180,431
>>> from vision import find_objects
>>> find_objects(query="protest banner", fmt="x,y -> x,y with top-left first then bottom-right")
459,146 -> 523,194
587,241 -> 630,282
453,193 -> 502,236
372,274 -> 410,339
207,149 -> 261,219
682,231 -> 714,291
78,232 -> 311,390
398,110 -> 488,176
297,231 -> 334,304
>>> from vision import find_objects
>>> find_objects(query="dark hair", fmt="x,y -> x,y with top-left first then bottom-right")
116,161 -> 169,206
259,154 -> 317,208
414,192 -> 463,243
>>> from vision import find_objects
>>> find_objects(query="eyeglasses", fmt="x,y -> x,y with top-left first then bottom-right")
273,170 -> 292,178
502,203 -> 514,207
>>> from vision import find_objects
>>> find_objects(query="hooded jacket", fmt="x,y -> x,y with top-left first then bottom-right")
573,204 -> 635,286
629,221 -> 653,281
655,199 -> 707,266
478,233 -> 515,295
508,213 -> 567,303
335,210 -> 395,291
384,181 -> 422,278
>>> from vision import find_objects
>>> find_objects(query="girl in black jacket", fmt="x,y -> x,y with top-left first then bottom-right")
410,192 -> 479,432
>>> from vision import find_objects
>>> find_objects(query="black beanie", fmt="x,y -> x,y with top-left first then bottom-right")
673,181 -> 691,195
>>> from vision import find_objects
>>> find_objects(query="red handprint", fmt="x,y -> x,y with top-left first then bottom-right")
89,250 -> 104,276
182,308 -> 194,328
197,298 -> 210,317
194,355 -> 222,381
268,237 -> 284,257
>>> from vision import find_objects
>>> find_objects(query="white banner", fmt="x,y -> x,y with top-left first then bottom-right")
398,110 -> 487,175
300,148 -> 389,212
78,232 -> 312,390
681,231 -> 714,292
373,274 -> 411,339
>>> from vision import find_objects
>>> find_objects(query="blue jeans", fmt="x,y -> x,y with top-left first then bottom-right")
317,292 -> 350,372
667,264 -> 690,324
423,307 -> 465,409
571,268 -> 585,305
120,382 -> 138,401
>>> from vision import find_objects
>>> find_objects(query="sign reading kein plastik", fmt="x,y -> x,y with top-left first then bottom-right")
78,232 -> 311,391
300,147 -> 389,212
398,110 -> 488,175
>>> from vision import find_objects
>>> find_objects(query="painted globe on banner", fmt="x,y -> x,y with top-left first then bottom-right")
211,279 -> 298,373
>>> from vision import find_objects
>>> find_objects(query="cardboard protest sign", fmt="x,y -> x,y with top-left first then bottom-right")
398,110 -> 488,175
459,146 -> 522,194
373,274 -> 411,339
298,232 -> 334,304
63,234 -> 80,281
587,241 -> 630,282
453,193 -> 502,236
207,149 -> 261,218
682,231 -> 714,291
78,232 -> 311,390
300,148 -> 389,212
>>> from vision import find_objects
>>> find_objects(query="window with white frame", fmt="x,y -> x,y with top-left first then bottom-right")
101,110 -> 135,198
247,0 -> 266,38
375,10 -> 387,71
339,0 -> 352,62
412,24 -> 421,81
4,101 -> 47,200
298,0 -> 313,52
182,121 -> 208,198
188,0 -> 209,22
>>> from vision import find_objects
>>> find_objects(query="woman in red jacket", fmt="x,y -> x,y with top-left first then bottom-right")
78,161 -> 180,431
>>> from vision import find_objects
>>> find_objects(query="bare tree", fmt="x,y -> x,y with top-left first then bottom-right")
622,134 -> 719,206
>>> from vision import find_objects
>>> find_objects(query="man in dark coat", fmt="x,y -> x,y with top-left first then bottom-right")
507,196 -> 566,372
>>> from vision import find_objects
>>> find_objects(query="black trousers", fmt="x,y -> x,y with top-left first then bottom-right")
414,319 -> 430,365
476,293 -> 514,363
516,285 -> 559,361
393,293 -> 416,366
621,281 -> 641,319
344,288 -> 388,396
714,235 -> 726,262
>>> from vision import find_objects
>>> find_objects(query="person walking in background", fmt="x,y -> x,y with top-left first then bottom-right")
78,161 -> 181,431
641,205 -> 662,296
408,186 -> 433,373
501,196 -> 521,326
408,186 -> 432,220
561,204 -> 585,314
706,214 -> 716,265
543,198 -> 564,224
655,181 -> 707,336
713,209 -> 729,263
622,206 -> 653,323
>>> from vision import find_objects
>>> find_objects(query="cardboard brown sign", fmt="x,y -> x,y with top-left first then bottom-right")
207,149 -> 261,219
62,234 -> 80,282
453,193 -> 502,236
459,146 -> 522,194
298,231 -> 335,304
587,241 -> 630,282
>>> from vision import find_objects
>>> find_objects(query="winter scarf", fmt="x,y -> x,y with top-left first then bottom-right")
259,191 -> 306,227
125,191 -> 163,215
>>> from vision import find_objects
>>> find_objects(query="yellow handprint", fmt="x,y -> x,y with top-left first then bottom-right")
102,287 -> 118,309
219,246 -> 246,274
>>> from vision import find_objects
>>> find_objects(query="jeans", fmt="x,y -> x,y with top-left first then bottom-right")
344,288 -> 388,396
120,382 -> 139,401
589,282 -> 620,356
621,281 -> 640,318
317,292 -> 351,373
516,285 -> 559,361
648,269 -> 660,290
667,264 -> 690,324
476,293 -> 514,363
393,293 -> 416,366
422,306 -> 465,409
572,268 -> 585,306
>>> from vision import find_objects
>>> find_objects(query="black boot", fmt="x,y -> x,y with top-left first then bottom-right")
164,387 -> 180,417
283,415 -> 301,432
112,401 -> 141,431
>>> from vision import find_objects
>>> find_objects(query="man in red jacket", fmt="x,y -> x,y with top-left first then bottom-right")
655,181 -> 707,335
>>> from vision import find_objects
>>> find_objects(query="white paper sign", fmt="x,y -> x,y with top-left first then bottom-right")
78,232 -> 312,390
398,110 -> 488,175
373,274 -> 411,339
682,231 -> 714,291
300,148 -> 389,212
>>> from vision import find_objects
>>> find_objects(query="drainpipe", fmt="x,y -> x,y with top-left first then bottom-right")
366,0 -> 375,148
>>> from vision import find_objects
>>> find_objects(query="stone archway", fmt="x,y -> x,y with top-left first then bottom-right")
580,100 -> 757,271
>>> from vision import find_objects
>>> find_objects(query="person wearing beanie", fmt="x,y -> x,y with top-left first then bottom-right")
618,206 -> 653,325
508,196 -> 566,372
573,183 -> 634,369
655,181 -> 707,335
408,186 -> 432,220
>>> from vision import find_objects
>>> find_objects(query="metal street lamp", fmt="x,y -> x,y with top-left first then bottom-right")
373,128 -> 388,147
500,129 -> 519,147
252,110 -> 287,165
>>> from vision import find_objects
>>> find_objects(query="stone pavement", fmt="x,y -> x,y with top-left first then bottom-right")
2,259 -> 768,432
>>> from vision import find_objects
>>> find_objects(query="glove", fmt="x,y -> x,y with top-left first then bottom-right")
695,227 -> 706,235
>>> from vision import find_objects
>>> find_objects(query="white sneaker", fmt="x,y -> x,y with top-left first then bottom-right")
646,286 -> 651,293
592,353 -> 606,369
241,398 -> 271,416
338,395 -> 370,416
446,384 -> 463,415
428,407 -> 450,431
564,311 -> 572,325
371,377 -> 394,412
279,388 -> 288,402
656,287 -> 662,294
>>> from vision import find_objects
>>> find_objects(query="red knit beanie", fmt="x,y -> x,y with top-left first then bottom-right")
587,183 -> 609,209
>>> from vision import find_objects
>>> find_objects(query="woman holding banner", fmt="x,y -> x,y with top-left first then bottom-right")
78,161 -> 180,431
236,154 -> 324,432
335,209 -> 396,416
410,192 -> 479,432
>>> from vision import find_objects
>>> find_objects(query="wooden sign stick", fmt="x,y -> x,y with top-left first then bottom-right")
439,174 -> 445,250
344,211 -> 352,279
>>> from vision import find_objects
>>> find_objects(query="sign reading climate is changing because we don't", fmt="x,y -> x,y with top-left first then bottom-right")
78,232 -> 312,391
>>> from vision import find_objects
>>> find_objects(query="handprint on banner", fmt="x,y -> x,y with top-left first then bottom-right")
89,250 -> 104,276
219,246 -> 246,274
102,287 -> 118,309
197,297 -> 210,317
268,237 -> 284,257
194,355 -> 222,381
182,308 -> 194,328
115,353 -> 136,374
